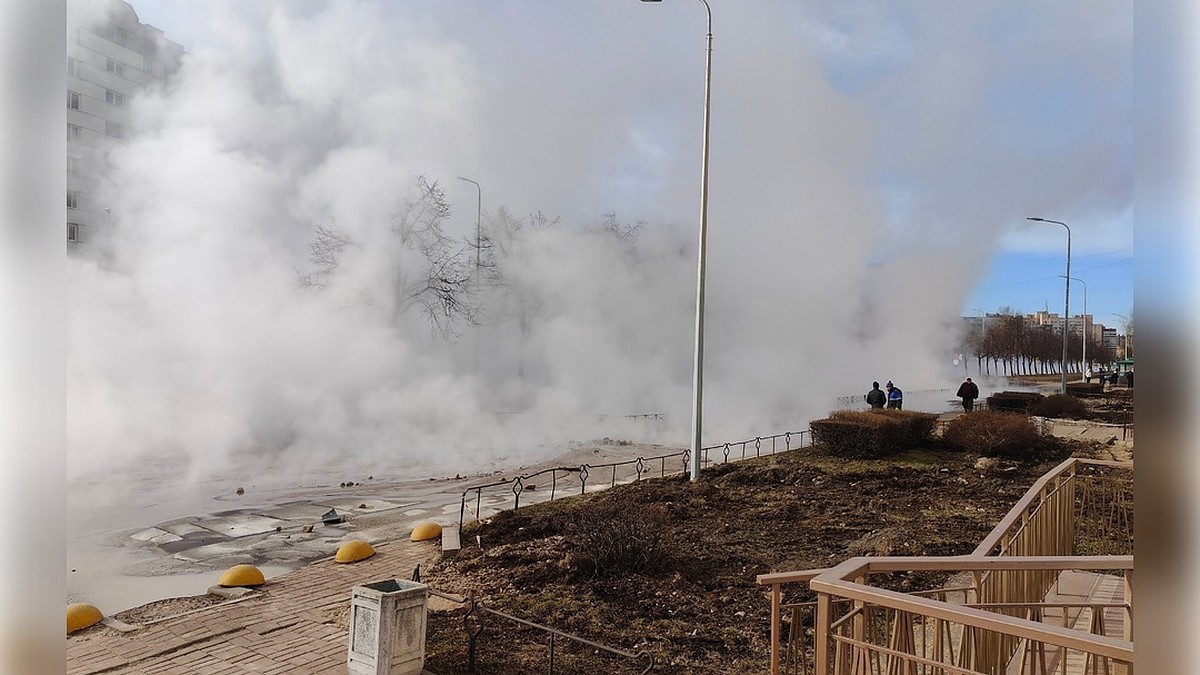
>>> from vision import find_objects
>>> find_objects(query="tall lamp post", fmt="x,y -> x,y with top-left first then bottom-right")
972,308 -> 986,376
1112,313 -> 1131,359
457,177 -> 482,276
1063,276 -> 1087,376
458,176 -> 482,371
1028,217 -> 1070,393
642,0 -> 712,482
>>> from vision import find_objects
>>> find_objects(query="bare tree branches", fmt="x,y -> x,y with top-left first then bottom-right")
296,223 -> 350,289
296,175 -> 478,340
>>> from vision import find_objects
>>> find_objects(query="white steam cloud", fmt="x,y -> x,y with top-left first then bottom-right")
67,0 -> 1131,489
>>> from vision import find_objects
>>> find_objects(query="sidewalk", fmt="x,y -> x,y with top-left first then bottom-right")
67,540 -> 441,675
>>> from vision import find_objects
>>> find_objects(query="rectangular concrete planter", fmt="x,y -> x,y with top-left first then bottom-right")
348,579 -> 429,675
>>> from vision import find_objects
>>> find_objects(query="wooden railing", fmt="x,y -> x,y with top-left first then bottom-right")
757,458 -> 1133,675
810,556 -> 1132,675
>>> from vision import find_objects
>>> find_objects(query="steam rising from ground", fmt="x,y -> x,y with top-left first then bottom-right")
66,0 -> 1131,488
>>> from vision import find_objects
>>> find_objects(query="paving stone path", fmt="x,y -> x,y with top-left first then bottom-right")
68,540 -> 439,675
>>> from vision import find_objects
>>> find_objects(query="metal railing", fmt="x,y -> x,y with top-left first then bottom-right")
835,388 -> 955,409
458,429 -> 811,529
758,458 -> 1134,675
810,556 -> 1132,675
429,590 -> 654,674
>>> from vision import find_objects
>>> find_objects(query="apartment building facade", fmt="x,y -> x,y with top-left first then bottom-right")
66,0 -> 182,246
967,311 -> 1124,348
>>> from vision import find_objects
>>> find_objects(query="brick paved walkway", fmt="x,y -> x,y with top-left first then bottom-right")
67,541 -> 439,675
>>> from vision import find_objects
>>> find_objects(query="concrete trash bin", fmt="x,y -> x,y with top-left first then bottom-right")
348,579 -> 429,675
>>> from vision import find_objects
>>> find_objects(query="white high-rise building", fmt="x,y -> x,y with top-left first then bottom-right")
66,0 -> 182,246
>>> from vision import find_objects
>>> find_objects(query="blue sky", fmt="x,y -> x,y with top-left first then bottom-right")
965,249 -> 1133,327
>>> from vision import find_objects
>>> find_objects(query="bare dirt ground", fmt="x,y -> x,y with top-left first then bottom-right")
420,397 -> 1132,674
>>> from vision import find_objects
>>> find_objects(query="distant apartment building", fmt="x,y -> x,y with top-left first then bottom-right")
1029,310 -> 1097,338
965,311 -> 1123,352
67,0 -> 182,246
1101,326 -> 1119,351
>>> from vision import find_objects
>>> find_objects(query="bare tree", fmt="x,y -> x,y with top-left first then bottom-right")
595,211 -> 643,247
297,223 -> 350,290
297,175 -> 478,340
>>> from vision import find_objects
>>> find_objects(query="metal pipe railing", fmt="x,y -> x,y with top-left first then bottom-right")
458,429 -> 811,529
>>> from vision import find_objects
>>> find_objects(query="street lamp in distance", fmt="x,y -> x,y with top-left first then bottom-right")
458,176 -> 482,372
1063,276 -> 1088,377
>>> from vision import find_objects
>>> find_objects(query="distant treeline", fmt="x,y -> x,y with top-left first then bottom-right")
965,312 -> 1115,377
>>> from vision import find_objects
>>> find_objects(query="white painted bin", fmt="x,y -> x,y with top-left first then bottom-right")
347,579 -> 429,675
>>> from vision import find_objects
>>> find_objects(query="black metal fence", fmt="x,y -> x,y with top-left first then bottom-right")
458,429 -> 811,529
430,590 -> 654,674
834,387 -> 955,408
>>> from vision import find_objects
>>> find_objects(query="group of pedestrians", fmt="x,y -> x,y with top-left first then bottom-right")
864,378 -> 980,412
1087,368 -> 1133,389
864,381 -> 904,410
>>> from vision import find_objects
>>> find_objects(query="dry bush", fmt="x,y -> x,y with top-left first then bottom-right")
1029,393 -> 1088,419
985,391 -> 1044,413
812,409 -> 937,457
566,498 -> 672,578
1065,382 -> 1105,398
942,410 -> 1042,458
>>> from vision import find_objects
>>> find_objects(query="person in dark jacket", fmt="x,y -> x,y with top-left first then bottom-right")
1124,370 -> 1133,388
865,382 -> 886,409
885,381 -> 903,409
956,377 -> 980,412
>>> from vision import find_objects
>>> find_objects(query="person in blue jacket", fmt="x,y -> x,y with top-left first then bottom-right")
885,381 -> 903,410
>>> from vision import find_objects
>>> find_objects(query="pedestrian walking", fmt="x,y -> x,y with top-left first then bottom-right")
885,381 -> 903,410
956,377 -> 980,412
864,381 -> 886,409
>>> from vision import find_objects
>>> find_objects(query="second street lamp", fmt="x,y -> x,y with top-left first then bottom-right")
459,176 -> 482,372
1063,276 -> 1087,378
457,176 -> 482,277
1028,217 -> 1070,393
642,0 -> 713,482
972,308 -> 986,376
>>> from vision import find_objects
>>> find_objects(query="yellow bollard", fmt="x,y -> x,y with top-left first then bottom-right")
335,540 -> 376,563
217,564 -> 266,587
410,521 -> 442,542
67,603 -> 103,634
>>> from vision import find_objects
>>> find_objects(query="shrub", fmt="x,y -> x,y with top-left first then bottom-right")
1065,382 -> 1105,398
942,410 -> 1042,458
985,391 -> 1044,413
1029,393 -> 1088,419
567,497 -> 671,578
811,409 -> 938,457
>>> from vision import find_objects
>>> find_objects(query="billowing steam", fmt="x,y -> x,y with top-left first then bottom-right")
66,0 -> 1131,491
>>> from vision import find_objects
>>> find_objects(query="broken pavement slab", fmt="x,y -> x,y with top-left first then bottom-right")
129,528 -> 184,546
321,498 -> 413,514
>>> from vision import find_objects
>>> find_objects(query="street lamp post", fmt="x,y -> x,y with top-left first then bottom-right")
1112,313 -> 1131,360
1063,276 -> 1087,377
457,177 -> 482,276
642,0 -> 712,482
1028,217 -> 1070,393
458,177 -> 482,372
972,308 -> 986,376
